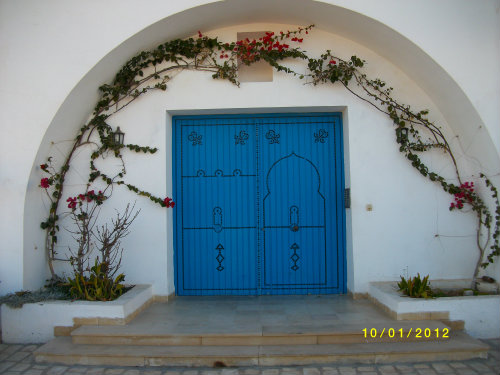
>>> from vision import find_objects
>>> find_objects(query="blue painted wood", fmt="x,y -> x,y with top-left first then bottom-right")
173,113 -> 346,295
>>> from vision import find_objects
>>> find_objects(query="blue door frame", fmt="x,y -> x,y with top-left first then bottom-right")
173,113 -> 346,295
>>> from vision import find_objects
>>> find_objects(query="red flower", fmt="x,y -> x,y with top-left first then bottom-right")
87,190 -> 96,200
450,181 -> 475,210
40,178 -> 50,189
198,31 -> 203,38
329,60 -> 337,65
66,197 -> 77,209
40,164 -> 48,171
163,197 -> 175,208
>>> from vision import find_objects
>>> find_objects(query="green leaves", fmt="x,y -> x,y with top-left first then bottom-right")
126,144 -> 158,154
65,259 -> 125,301
40,24 -> 500,287
398,274 -> 432,299
350,55 -> 364,67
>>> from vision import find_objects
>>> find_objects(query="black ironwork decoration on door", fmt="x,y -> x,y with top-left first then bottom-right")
215,244 -> 225,271
265,129 -> 280,144
235,130 -> 249,145
188,131 -> 203,145
289,205 -> 299,232
213,207 -> 223,233
290,243 -> 300,271
314,129 -> 328,143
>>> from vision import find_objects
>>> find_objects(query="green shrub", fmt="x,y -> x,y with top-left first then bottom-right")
66,259 -> 125,301
397,273 -> 432,298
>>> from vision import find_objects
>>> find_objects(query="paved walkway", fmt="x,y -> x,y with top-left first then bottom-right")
0,339 -> 499,375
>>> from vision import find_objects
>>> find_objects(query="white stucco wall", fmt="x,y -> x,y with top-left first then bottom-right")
0,0 -> 499,296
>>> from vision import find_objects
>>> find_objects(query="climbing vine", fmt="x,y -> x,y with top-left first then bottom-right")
40,25 -> 499,287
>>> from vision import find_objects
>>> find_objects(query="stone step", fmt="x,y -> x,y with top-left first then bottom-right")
70,320 -> 452,346
34,333 -> 489,367
71,321 -> 452,346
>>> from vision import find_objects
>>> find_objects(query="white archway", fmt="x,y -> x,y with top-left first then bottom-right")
20,0 -> 500,292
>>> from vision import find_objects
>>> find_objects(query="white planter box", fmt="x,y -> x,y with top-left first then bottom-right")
369,280 -> 500,339
1,284 -> 152,343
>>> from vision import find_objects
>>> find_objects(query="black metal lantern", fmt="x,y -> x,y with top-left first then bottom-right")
396,127 -> 408,143
113,127 -> 125,146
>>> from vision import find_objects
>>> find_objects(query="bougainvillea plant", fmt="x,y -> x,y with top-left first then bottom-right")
40,25 -> 499,289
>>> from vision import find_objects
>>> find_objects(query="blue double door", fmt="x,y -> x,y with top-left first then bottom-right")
173,113 -> 346,295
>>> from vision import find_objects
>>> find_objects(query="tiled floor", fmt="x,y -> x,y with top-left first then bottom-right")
125,295 -> 392,335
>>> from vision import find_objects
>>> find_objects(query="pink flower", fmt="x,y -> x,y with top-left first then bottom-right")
40,178 -> 50,189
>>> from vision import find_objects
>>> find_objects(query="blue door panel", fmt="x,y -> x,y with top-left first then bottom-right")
182,178 -> 256,229
174,113 -> 345,295
181,230 -> 258,294
263,228 -> 326,287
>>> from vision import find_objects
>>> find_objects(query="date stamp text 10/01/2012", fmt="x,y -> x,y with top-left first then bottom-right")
362,328 -> 450,339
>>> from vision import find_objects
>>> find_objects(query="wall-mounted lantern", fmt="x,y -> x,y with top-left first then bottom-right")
113,127 -> 125,146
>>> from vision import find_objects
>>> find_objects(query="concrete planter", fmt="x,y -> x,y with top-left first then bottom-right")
369,280 -> 500,339
1,284 -> 152,344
